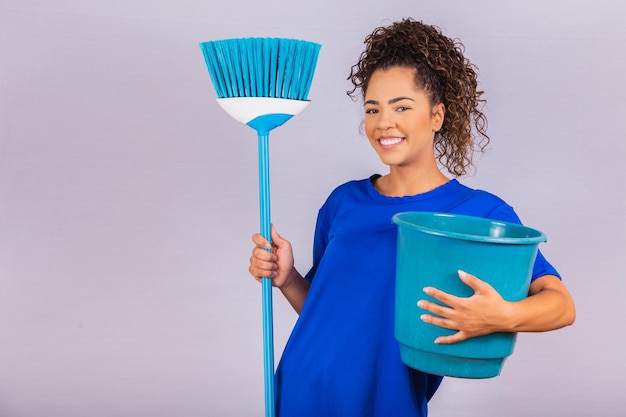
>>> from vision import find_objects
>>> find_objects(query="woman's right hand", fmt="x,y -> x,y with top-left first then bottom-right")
249,225 -> 295,289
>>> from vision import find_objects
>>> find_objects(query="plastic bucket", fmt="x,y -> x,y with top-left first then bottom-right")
392,211 -> 547,378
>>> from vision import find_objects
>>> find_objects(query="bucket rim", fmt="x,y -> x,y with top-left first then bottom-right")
392,211 -> 547,245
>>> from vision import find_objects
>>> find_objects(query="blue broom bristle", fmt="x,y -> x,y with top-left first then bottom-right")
200,37 -> 321,100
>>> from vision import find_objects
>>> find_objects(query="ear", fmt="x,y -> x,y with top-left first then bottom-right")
431,102 -> 445,132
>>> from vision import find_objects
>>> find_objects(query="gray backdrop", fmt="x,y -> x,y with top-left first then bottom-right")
1,0 -> 624,416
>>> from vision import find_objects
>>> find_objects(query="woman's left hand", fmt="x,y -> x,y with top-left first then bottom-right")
417,270 -> 514,344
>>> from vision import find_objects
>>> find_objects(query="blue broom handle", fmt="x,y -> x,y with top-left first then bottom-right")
258,132 -> 276,417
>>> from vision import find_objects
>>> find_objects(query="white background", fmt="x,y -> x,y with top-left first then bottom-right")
1,1 -> 624,416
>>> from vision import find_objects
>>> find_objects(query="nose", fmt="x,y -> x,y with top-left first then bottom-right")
375,108 -> 396,130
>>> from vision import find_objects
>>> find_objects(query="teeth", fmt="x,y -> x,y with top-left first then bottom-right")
380,137 -> 403,146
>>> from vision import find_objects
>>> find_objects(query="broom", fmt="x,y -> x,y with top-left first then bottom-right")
199,37 -> 321,417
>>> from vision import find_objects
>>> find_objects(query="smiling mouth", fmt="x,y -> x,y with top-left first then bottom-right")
379,137 -> 404,146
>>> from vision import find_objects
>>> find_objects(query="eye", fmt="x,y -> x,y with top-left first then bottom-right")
396,106 -> 410,112
365,108 -> 378,114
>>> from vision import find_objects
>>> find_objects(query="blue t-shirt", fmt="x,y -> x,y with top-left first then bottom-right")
275,177 -> 559,417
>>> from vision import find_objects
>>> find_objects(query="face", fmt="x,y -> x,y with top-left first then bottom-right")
364,67 -> 444,170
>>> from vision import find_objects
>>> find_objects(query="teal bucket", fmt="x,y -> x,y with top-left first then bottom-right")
392,212 -> 547,378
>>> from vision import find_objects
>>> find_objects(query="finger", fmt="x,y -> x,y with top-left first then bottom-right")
420,313 -> 459,331
434,332 -> 469,345
248,264 -> 264,282
248,261 -> 277,280
270,224 -> 290,250
422,286 -> 461,308
270,224 -> 282,243
458,270 -> 492,293
250,251 -> 277,269
417,299 -> 453,318
252,246 -> 275,262
251,233 -> 271,249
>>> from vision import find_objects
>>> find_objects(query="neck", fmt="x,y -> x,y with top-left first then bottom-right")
374,165 -> 450,197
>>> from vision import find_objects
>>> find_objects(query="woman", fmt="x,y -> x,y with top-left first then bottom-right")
249,18 -> 575,417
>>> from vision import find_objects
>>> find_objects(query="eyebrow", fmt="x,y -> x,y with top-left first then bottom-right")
364,96 -> 416,105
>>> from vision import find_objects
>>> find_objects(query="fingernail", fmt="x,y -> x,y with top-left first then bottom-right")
417,300 -> 425,308
458,270 -> 467,278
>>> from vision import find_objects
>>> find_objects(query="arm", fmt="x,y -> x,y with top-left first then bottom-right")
418,270 -> 576,344
510,274 -> 576,331
249,225 -> 310,314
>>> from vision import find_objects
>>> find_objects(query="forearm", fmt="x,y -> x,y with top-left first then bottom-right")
504,275 -> 576,333
279,267 -> 310,314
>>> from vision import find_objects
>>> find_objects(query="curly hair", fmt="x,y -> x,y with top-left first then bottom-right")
347,18 -> 489,176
